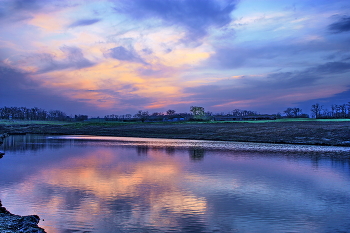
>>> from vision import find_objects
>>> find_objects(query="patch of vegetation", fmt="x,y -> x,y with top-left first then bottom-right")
0,120 -> 71,125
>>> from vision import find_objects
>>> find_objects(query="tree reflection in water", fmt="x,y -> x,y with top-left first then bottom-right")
189,148 -> 205,161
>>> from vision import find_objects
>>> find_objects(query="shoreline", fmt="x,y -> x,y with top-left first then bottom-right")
1,121 -> 350,146
0,122 -> 349,232
0,201 -> 46,233
0,134 -> 46,233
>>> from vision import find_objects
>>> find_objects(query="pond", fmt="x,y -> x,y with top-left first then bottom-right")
1,135 -> 350,233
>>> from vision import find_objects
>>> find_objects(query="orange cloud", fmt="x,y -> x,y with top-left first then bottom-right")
28,13 -> 67,32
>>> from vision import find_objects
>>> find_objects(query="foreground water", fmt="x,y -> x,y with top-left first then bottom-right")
1,135 -> 350,233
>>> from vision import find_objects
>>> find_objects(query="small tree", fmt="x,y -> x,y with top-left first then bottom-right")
190,106 -> 205,120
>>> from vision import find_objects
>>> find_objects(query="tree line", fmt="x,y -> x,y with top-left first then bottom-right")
2,102 -> 350,122
0,106 -> 88,121
104,106 -> 272,122
310,102 -> 350,119
281,102 -> 350,119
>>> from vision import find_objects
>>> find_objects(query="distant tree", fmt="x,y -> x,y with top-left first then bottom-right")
311,103 -> 323,118
151,112 -> 164,116
190,106 -> 205,120
283,108 -> 294,118
284,107 -> 304,118
135,110 -> 149,122
75,114 -> 88,121
339,104 -> 347,118
231,109 -> 258,116
291,108 -> 302,117
205,111 -> 213,116
231,109 -> 241,116
48,110 -> 67,121
166,109 -> 176,115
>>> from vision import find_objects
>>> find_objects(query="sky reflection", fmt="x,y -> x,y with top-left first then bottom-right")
1,135 -> 350,232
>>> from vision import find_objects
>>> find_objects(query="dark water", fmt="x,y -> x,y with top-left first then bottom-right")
1,135 -> 350,233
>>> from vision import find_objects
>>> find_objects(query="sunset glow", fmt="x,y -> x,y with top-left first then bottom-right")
1,0 -> 350,116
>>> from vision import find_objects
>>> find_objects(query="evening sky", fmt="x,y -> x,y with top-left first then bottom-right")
1,0 -> 350,116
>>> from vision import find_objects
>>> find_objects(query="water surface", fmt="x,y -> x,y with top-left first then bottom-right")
1,135 -> 350,232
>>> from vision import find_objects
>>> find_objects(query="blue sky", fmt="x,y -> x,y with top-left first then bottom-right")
1,0 -> 350,116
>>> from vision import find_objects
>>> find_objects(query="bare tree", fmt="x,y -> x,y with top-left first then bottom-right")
166,109 -> 176,115
135,110 -> 149,122
311,103 -> 323,118
283,108 -> 294,118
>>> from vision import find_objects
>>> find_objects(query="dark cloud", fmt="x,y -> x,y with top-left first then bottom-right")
183,60 -> 350,113
60,46 -> 95,68
0,0 -> 77,22
206,40 -> 310,69
0,63 -> 93,115
328,16 -> 350,33
68,18 -> 101,28
13,0 -> 41,11
115,0 -> 237,41
297,88 -> 350,113
0,0 -> 39,19
308,61 -> 350,74
38,46 -> 95,73
108,46 -> 146,64
207,38 -> 350,70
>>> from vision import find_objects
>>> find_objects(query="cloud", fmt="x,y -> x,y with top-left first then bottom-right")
328,15 -> 350,33
114,0 -> 237,41
108,46 -> 146,64
206,36 -> 350,70
0,0 -> 63,22
297,88 -> 350,111
0,63 -> 94,115
183,61 -> 350,113
206,44 -> 294,69
308,61 -> 350,74
12,0 -> 42,11
68,18 -> 101,28
38,46 -> 95,73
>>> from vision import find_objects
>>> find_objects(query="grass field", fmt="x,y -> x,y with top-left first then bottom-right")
0,120 -> 71,125
1,119 -> 350,146
2,118 -> 350,126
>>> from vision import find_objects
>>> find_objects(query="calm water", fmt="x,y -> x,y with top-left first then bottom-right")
1,135 -> 350,233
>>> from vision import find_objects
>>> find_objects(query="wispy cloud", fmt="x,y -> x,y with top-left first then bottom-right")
107,46 -> 147,64
0,63 -> 93,114
37,46 -> 95,73
68,18 -> 101,28
114,0 -> 237,42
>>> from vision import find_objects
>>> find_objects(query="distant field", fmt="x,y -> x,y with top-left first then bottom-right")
234,118 -> 350,123
1,118 -> 350,126
0,120 -> 71,125
1,119 -> 350,146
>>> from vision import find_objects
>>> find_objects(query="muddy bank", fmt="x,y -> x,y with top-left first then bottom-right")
0,201 -> 46,233
1,121 -> 350,146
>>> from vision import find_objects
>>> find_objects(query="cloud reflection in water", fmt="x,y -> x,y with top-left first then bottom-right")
0,135 -> 350,232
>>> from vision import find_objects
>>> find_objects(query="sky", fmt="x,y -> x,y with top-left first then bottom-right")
1,0 -> 350,117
